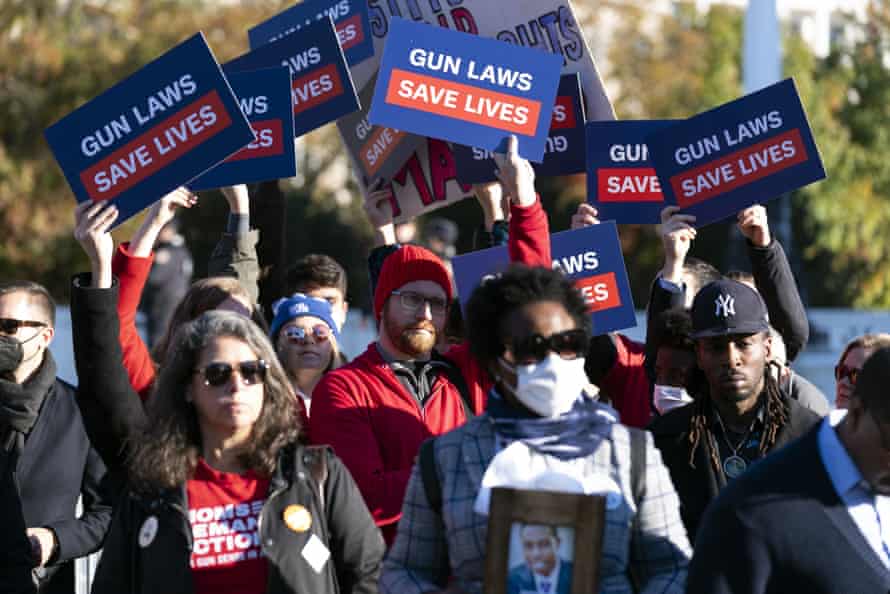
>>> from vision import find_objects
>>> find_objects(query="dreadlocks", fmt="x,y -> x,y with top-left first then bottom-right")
686,371 -> 789,477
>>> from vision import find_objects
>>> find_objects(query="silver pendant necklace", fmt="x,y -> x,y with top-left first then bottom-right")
713,408 -> 757,480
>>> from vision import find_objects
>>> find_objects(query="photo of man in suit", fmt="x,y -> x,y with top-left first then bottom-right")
507,524 -> 573,594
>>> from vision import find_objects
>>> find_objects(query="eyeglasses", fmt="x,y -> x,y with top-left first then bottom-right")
0,318 -> 46,335
283,324 -> 332,344
390,290 -> 448,316
510,329 -> 588,365
193,360 -> 268,387
835,364 -> 860,385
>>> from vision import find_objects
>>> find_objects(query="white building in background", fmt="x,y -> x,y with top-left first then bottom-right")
580,0 -> 871,60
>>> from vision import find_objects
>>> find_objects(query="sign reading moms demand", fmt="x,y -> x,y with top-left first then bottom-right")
248,0 -> 374,66
189,68 -> 297,191
368,18 -> 563,162
454,74 -> 586,184
44,33 -> 254,224
226,17 -> 359,138
585,120 -> 675,225
647,78 -> 826,226
452,222 -> 636,335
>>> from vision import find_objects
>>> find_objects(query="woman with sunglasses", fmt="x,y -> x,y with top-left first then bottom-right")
84,310 -> 384,594
270,294 -> 342,415
381,265 -> 690,594
835,333 -> 890,409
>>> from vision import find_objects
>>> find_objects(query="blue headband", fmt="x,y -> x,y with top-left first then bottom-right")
270,294 -> 340,342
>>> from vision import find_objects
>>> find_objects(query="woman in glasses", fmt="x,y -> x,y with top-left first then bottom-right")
381,265 -> 690,594
88,310 -> 384,594
835,333 -> 890,409
270,294 -> 342,415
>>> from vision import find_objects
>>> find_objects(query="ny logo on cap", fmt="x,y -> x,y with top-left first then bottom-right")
715,294 -> 736,318
292,303 -> 309,314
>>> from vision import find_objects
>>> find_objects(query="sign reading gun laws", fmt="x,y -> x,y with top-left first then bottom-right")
226,17 -> 359,138
452,222 -> 636,335
585,120 -> 675,225
189,68 -> 297,191
454,74 -> 587,184
369,18 -> 563,162
44,33 -> 253,224
248,0 -> 374,67
647,78 -> 826,227
342,0 -> 614,225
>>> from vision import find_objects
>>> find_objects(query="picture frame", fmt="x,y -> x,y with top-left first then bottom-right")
484,487 -> 606,594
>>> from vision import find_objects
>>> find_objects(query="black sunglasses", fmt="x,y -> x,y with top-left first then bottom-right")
511,329 -> 588,365
194,360 -> 268,387
0,318 -> 46,335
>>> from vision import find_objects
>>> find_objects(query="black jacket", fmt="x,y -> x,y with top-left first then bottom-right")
688,423 -> 890,594
648,394 -> 819,540
1,451 -> 36,594
1,373 -> 112,594
92,444 -> 384,594
70,274 -> 384,593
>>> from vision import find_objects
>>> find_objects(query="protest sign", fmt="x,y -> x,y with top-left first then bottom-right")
452,222 -> 636,335
647,78 -> 826,227
44,33 -> 254,224
188,68 -> 296,191
338,75 -> 424,185
248,0 -> 374,67
368,18 -> 563,162
226,17 -> 359,138
341,0 -> 614,223
585,120 -> 675,225
454,74 -> 586,184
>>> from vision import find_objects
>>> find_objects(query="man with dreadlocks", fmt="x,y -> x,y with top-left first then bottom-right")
648,279 -> 819,540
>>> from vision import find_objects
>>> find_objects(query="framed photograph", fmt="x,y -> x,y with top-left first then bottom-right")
484,487 -> 606,594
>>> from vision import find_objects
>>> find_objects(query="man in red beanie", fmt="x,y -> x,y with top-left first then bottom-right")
310,136 -> 551,545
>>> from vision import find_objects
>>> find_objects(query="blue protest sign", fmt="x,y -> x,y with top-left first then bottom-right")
452,222 -> 636,335
188,68 -> 296,191
248,0 -> 374,67
368,18 -> 563,162
585,120 -> 675,225
227,17 -> 359,138
454,74 -> 587,183
43,33 -> 254,224
647,78 -> 826,227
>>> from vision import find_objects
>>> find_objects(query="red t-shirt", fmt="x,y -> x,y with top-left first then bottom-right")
187,459 -> 271,594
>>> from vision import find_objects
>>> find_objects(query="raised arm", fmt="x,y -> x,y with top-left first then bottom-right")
738,205 -> 809,361
72,202 -> 148,476
208,184 -> 260,304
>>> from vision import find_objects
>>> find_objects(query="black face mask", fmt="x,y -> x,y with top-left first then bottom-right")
0,335 -> 24,378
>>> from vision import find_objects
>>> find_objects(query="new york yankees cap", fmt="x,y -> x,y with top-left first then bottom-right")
690,278 -> 770,339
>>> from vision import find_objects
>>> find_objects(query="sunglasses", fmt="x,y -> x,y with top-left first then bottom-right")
511,329 -> 588,365
283,324 -> 332,344
194,360 -> 268,387
835,364 -> 860,385
391,290 -> 448,316
0,318 -> 46,335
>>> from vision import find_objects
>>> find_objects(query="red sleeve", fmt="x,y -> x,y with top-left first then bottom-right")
308,372 -> 410,530
599,334 -> 652,428
112,243 -> 156,400
508,196 -> 551,266
442,341 -> 490,415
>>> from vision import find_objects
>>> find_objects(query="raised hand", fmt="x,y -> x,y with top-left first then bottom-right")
130,187 -> 196,257
363,181 -> 397,246
73,201 -> 118,288
493,135 -> 536,208
657,206 -> 697,284
737,204 -> 771,248
472,181 -> 508,230
571,203 -> 601,230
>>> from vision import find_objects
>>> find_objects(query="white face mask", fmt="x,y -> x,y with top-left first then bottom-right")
504,353 -> 589,418
653,384 -> 694,415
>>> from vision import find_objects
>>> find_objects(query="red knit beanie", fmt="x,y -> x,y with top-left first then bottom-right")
374,245 -> 453,321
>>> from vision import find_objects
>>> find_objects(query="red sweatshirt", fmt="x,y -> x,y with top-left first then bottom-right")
112,243 -> 157,400
600,334 -> 652,428
309,199 -> 550,545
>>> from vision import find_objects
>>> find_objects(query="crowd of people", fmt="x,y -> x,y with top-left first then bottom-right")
2,134 -> 889,594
